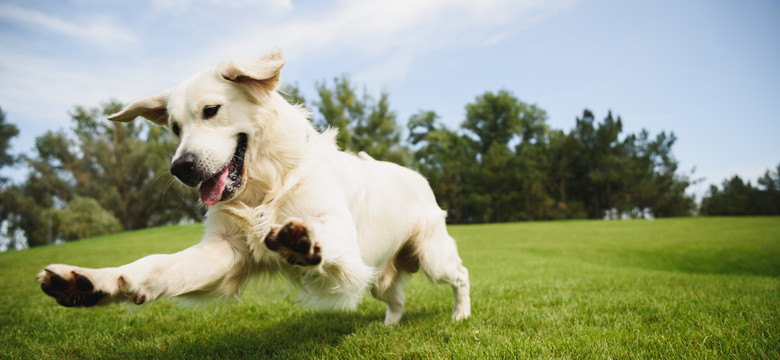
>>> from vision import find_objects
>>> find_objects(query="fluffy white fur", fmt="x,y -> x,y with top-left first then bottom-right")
36,50 -> 470,325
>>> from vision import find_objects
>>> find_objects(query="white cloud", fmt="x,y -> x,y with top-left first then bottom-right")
149,0 -> 293,17
0,0 -> 578,159
208,0 -> 578,82
0,3 -> 137,48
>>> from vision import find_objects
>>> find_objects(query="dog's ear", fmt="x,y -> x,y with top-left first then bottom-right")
107,90 -> 170,126
218,49 -> 286,96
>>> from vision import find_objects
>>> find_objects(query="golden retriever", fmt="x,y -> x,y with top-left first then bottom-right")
37,50 -> 470,325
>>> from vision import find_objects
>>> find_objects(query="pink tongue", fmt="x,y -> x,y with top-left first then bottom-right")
199,165 -> 231,206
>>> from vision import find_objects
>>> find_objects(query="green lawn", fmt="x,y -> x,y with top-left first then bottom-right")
1,217 -> 778,359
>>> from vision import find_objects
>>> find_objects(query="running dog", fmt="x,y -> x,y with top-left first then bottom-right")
36,50 -> 470,325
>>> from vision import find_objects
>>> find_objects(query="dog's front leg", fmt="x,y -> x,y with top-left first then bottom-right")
263,214 -> 375,310
264,219 -> 322,266
37,236 -> 246,307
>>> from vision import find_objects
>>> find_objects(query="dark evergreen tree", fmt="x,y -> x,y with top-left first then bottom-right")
701,165 -> 780,216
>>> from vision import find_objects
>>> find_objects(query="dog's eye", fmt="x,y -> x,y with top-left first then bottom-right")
171,123 -> 181,137
202,105 -> 220,119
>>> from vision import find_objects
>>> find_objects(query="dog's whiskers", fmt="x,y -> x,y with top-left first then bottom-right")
160,172 -> 176,203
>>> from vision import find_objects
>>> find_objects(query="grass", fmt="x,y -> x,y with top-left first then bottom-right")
1,217 -> 778,359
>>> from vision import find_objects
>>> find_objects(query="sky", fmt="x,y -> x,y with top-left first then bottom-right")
0,0 -> 778,200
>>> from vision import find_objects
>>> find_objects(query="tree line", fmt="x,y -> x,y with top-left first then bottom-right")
700,165 -> 780,216
292,77 -> 696,222
0,77 -> 770,249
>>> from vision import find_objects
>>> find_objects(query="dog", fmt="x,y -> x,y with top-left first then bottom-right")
36,49 -> 470,325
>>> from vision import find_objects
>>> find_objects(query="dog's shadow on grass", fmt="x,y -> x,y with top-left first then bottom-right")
146,308 -> 435,359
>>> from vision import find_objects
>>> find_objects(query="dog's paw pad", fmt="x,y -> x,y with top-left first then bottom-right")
38,268 -> 108,307
265,220 -> 321,266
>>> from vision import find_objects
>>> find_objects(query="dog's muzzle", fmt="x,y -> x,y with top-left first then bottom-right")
170,152 -> 203,188
169,133 -> 248,206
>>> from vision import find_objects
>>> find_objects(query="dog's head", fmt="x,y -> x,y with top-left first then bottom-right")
108,50 -> 286,206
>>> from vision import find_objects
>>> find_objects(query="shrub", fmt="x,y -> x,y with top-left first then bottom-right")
54,197 -> 123,241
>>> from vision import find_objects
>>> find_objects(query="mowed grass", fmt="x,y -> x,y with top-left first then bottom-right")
1,217 -> 778,359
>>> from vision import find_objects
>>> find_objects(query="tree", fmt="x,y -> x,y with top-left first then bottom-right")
462,90 -> 547,153
411,94 -> 694,223
701,176 -> 753,215
639,131 -> 695,217
1,101 -> 203,247
458,90 -> 552,222
700,164 -> 780,216
0,107 -> 27,250
0,186 -> 50,247
514,140 -> 558,221
591,111 -> 625,218
481,141 -> 521,222
569,110 -> 622,218
545,129 -> 586,219
566,110 -> 694,219
313,76 -> 360,150
0,107 -> 19,183
408,111 -> 477,223
756,164 -> 780,214
313,76 -> 409,165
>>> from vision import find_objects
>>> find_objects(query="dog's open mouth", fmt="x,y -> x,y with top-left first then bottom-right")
198,133 -> 248,206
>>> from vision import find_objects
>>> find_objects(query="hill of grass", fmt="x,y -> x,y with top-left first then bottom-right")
1,217 -> 778,359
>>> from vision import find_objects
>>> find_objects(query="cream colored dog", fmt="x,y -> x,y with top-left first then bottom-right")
36,50 -> 470,325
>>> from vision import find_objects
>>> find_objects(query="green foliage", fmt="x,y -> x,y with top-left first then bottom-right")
701,164 -> 780,215
564,110 -> 695,219
1,218 -> 777,358
462,89 -> 548,152
408,110 -> 477,223
0,101 -> 203,247
0,187 -> 48,248
410,93 -> 694,223
50,196 -> 122,241
0,107 -> 19,175
310,76 -> 410,165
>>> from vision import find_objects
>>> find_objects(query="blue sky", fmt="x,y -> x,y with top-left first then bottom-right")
1,0 -> 778,200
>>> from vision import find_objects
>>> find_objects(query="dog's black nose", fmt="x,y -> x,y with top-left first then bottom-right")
170,152 -> 202,187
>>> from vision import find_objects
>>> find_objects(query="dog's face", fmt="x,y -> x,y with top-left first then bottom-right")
165,73 -> 253,206
108,50 -> 286,206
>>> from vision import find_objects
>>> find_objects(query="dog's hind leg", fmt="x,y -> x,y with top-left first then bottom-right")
414,217 -> 471,321
371,266 -> 407,325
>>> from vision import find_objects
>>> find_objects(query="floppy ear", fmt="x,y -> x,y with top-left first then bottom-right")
107,90 -> 170,126
218,49 -> 286,96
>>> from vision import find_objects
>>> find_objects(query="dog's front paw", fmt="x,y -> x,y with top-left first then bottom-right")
37,266 -> 109,307
264,219 -> 322,266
